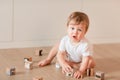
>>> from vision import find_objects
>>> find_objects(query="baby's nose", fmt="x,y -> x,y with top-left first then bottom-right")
73,29 -> 77,34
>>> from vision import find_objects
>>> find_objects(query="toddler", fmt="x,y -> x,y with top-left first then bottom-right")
38,11 -> 95,79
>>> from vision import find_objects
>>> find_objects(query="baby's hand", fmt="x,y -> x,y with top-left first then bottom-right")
37,59 -> 50,67
73,70 -> 82,79
61,63 -> 73,74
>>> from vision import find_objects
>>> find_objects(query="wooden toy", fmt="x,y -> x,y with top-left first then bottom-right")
55,62 -> 61,69
24,57 -> 32,63
25,61 -> 33,69
87,68 -> 90,76
6,66 -> 16,76
35,49 -> 43,56
65,70 -> 84,79
66,69 -> 73,77
95,71 -> 104,80
86,68 -> 94,76
66,71 -> 73,77
33,77 -> 43,80
90,68 -> 94,76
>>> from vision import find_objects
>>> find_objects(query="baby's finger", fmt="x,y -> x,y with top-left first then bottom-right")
65,67 -> 71,72
73,71 -> 81,79
62,69 -> 66,74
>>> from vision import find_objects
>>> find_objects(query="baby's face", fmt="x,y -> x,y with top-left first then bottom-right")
67,21 -> 86,43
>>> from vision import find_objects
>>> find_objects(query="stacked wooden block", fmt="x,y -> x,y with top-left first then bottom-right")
86,68 -> 95,76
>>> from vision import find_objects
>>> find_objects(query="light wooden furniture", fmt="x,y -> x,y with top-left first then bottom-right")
0,44 -> 120,80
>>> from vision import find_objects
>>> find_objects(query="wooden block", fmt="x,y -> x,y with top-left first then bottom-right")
66,69 -> 73,77
86,68 -> 95,76
11,66 -> 16,75
6,66 -> 16,76
35,49 -> 43,56
95,71 -> 104,80
90,68 -> 94,76
55,61 -> 61,69
29,57 -> 32,61
6,68 -> 12,76
24,57 -> 32,63
25,61 -> 33,69
66,72 -> 73,77
87,68 -> 90,76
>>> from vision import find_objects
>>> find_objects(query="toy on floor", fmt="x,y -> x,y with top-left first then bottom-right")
24,57 -> 33,69
66,71 -> 73,77
66,70 -> 83,79
55,61 -> 61,69
86,68 -> 95,76
6,66 -> 16,76
35,49 -> 43,56
24,57 -> 32,63
95,71 -> 104,80
64,67 -> 104,80
33,77 -> 43,80
25,61 -> 33,69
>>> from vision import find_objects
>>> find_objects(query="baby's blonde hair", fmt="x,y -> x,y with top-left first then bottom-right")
67,11 -> 89,33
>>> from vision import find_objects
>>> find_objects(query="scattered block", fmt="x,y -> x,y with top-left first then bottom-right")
24,57 -> 33,69
6,66 -> 16,76
35,49 -> 43,56
66,72 -> 73,77
33,77 -> 43,80
95,71 -> 104,80
66,70 -> 83,79
25,61 -> 33,69
24,57 -> 32,63
55,62 -> 61,69
66,69 -> 73,77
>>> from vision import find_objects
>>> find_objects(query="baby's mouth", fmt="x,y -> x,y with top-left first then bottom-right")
72,36 -> 76,39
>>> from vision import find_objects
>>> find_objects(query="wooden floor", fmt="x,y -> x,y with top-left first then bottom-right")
0,43 -> 120,80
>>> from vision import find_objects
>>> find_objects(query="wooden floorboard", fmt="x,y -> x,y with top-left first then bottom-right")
0,44 -> 120,80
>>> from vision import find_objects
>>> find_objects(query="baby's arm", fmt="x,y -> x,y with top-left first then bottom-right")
38,43 -> 59,66
79,56 -> 90,73
74,56 -> 90,79
57,51 -> 72,73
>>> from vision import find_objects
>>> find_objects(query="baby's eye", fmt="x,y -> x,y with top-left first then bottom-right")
71,27 -> 74,30
78,29 -> 82,31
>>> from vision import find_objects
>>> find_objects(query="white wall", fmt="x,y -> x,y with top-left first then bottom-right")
0,0 -> 13,41
0,0 -> 120,49
83,0 -> 120,44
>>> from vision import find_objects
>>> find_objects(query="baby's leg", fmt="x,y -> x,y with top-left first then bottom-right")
66,61 -> 80,69
38,42 -> 59,66
65,56 -> 95,69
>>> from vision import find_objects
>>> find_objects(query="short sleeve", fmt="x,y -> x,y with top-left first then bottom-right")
81,42 -> 93,57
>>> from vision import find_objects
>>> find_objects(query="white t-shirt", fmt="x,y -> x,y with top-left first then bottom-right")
59,35 -> 93,63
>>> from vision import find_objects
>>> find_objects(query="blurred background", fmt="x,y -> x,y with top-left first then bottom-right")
0,0 -> 120,49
